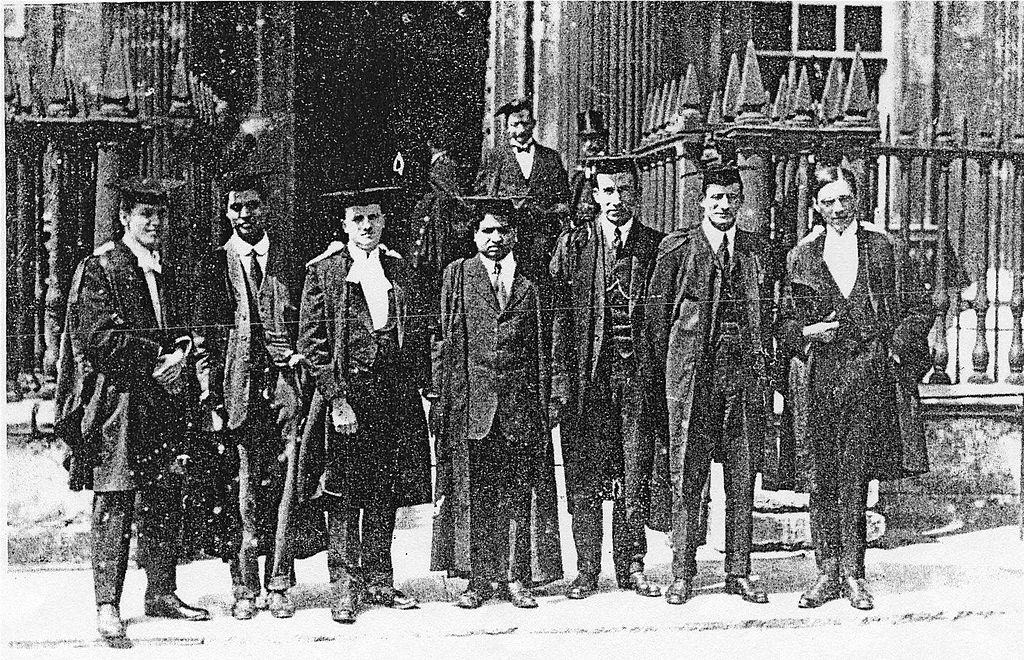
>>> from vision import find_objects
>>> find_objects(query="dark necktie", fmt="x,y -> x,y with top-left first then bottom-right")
493,262 -> 508,310
249,250 -> 264,290
717,233 -> 730,274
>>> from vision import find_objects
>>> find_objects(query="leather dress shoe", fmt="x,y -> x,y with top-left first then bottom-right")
798,575 -> 841,609
724,576 -> 769,604
565,574 -> 599,600
664,578 -> 692,605
144,594 -> 211,621
331,592 -> 358,624
628,571 -> 663,598
503,581 -> 538,609
367,585 -> 420,610
455,588 -> 488,609
231,597 -> 257,620
267,591 -> 295,618
97,604 -> 126,639
843,577 -> 874,611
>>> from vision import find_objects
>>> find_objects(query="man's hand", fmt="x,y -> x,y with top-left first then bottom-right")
210,406 -> 226,432
153,348 -> 186,385
331,398 -> 358,435
802,320 -> 840,344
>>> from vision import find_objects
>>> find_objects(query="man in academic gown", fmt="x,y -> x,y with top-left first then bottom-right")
297,186 -> 433,624
779,166 -> 932,611
549,155 -> 665,599
644,167 -> 774,606
55,176 -> 210,641
430,197 -> 562,609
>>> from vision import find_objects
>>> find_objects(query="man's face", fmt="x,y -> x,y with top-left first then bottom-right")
475,214 -> 516,262
505,109 -> 535,144
121,202 -> 167,249
226,189 -> 265,243
580,134 -> 607,157
814,179 -> 857,233
699,183 -> 743,231
343,203 -> 385,252
592,172 -> 637,226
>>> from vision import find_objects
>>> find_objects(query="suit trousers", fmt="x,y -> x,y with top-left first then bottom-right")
468,422 -> 533,588
572,355 -> 647,584
325,494 -> 398,588
807,347 -> 876,579
92,487 -> 180,605
228,436 -> 294,599
671,357 -> 755,580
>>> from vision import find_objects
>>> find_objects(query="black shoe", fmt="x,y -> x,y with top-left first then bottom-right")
267,591 -> 295,619
97,604 -> 126,639
627,571 -> 663,598
455,588 -> 488,609
503,581 -> 538,609
231,597 -> 257,620
843,577 -> 874,610
144,594 -> 211,621
724,576 -> 769,604
331,592 -> 358,624
664,578 -> 692,605
367,585 -> 420,610
565,574 -> 599,600
798,575 -> 841,609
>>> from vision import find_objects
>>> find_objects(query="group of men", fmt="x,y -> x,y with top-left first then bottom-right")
56,97 -> 932,642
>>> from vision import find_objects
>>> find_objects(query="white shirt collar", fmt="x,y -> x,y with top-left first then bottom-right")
509,138 -> 535,152
700,218 -> 737,257
600,216 -> 633,249
825,221 -> 859,245
823,222 -> 859,297
227,231 -> 270,256
121,233 -> 162,274
478,251 -> 516,285
431,150 -> 446,165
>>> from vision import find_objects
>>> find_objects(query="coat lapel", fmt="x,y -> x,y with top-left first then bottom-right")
466,255 -> 500,311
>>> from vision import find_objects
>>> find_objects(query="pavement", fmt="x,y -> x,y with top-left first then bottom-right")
3,505 -> 1023,659
5,398 -> 1024,657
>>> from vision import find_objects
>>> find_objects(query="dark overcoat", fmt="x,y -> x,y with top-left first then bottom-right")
296,244 -> 432,508
549,219 -> 665,515
474,142 -> 570,279
55,240 -> 191,492
779,224 -> 933,484
430,255 -> 563,585
643,227 -> 775,533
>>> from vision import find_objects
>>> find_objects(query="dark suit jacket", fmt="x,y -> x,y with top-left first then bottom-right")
779,223 -> 933,482
192,238 -> 299,431
474,141 -> 570,278
643,226 -> 775,531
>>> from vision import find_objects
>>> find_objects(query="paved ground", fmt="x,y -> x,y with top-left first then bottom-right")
3,508 -> 1023,659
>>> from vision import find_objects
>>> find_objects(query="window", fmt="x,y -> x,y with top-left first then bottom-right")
750,1 -> 888,103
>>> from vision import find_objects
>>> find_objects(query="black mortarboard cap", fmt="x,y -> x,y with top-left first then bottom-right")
577,109 -> 608,136
495,97 -> 532,117
320,185 -> 402,208
110,175 -> 185,204
701,164 -> 744,190
583,154 -> 637,176
457,195 -> 527,218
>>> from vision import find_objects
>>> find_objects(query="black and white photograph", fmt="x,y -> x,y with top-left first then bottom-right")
2,1 -> 1023,657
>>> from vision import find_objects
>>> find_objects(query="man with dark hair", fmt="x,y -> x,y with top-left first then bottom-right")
431,197 -> 562,609
56,176 -> 210,641
568,110 -> 610,229
781,166 -> 932,611
298,186 -> 433,624
549,155 -> 665,600
645,166 -> 773,606
473,97 -> 570,280
191,169 -> 311,620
